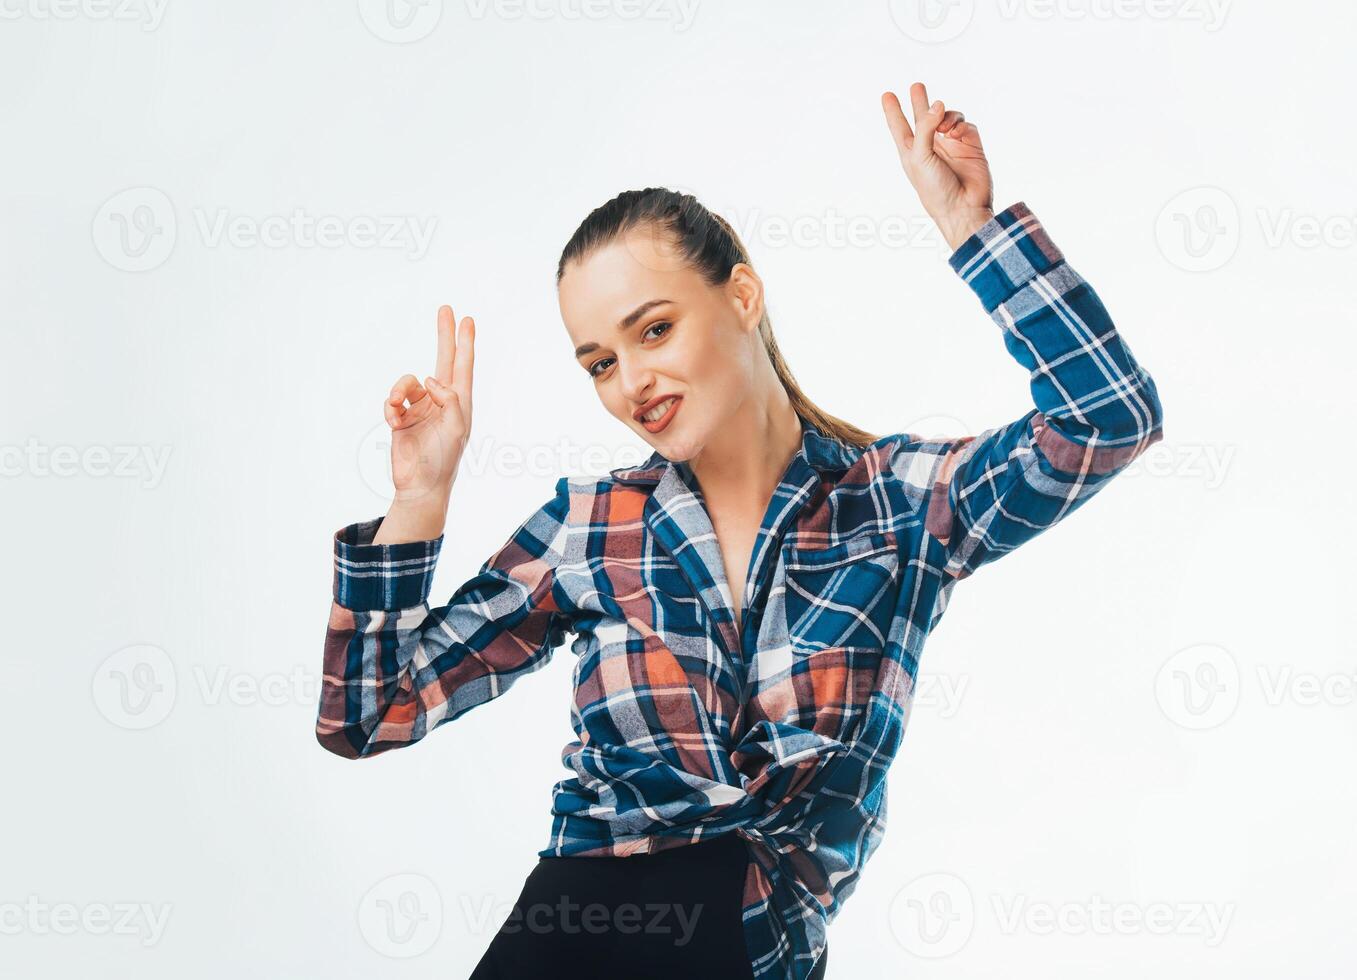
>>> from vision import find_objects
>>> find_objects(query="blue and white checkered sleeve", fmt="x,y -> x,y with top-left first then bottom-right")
317,477 -> 576,758
905,201 -> 1165,580
333,518 -> 444,611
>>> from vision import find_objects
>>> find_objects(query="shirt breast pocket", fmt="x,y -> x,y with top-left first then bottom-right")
781,530 -> 901,655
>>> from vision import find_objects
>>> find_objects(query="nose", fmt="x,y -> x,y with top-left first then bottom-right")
617,357 -> 655,407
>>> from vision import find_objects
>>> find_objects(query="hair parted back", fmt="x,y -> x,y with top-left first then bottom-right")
556,186 -> 879,449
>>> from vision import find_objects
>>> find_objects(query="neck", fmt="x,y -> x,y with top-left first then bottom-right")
687,388 -> 804,506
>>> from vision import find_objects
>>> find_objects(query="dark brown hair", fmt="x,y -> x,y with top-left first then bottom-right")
556,186 -> 878,448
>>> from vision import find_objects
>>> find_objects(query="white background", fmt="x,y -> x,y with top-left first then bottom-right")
4,1 -> 1353,976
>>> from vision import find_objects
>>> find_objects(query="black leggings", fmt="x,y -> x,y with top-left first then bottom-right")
468,832 -> 828,979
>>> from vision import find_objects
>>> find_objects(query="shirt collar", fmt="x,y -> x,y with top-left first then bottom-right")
607,413 -> 864,485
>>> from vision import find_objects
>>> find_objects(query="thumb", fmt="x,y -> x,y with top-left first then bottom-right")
424,376 -> 448,408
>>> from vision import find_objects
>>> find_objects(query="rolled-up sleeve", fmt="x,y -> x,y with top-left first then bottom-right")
316,477 -> 576,758
900,201 -> 1165,580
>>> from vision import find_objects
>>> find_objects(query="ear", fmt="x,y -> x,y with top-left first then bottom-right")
728,262 -> 765,335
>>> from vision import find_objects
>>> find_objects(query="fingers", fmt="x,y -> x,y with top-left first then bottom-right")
389,304 -> 473,434
938,109 -> 965,136
942,119 -> 983,150
909,81 -> 931,126
911,85 -> 944,152
434,305 -> 455,386
385,374 -> 427,428
881,91 -> 915,153
451,314 -> 474,431
388,374 -> 426,408
886,83 -> 948,160
424,375 -> 469,449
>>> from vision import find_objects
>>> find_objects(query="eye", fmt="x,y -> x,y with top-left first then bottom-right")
587,320 -> 673,379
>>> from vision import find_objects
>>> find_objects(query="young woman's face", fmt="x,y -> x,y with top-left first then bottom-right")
558,224 -> 764,462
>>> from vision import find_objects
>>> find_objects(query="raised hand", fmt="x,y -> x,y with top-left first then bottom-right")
382,305 -> 475,509
881,81 -> 995,251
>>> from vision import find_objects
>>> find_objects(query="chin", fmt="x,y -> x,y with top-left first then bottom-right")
646,428 -> 704,463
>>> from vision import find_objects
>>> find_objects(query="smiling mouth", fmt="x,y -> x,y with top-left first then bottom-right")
638,396 -> 682,432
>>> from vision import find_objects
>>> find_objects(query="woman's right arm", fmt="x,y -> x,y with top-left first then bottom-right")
316,478 -> 576,759
315,305 -> 575,759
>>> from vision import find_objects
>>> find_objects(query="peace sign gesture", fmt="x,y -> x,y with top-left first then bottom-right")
382,305 -> 475,506
881,81 -> 995,251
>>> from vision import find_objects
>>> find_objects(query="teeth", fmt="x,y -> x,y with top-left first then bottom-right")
642,397 -> 676,423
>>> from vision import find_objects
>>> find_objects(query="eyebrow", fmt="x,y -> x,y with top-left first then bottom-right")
573,299 -> 673,358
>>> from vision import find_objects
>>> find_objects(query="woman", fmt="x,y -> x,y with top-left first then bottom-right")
316,81 -> 1165,979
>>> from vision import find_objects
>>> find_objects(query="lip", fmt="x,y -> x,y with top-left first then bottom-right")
635,395 -> 682,433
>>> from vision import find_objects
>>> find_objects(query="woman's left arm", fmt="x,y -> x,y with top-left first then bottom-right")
881,83 -> 1165,580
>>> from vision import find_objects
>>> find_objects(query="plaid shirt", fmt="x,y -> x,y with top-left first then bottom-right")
318,201 -> 1164,979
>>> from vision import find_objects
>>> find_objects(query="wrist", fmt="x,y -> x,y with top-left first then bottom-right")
938,206 -> 995,252
375,493 -> 449,544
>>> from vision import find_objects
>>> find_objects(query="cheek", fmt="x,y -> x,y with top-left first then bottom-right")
706,321 -> 757,383
642,326 -> 711,382
599,384 -> 630,419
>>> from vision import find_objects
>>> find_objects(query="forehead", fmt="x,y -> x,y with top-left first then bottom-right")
558,226 -> 702,339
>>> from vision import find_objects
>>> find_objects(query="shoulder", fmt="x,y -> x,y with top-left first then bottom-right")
551,464 -> 656,523
871,429 -> 981,508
